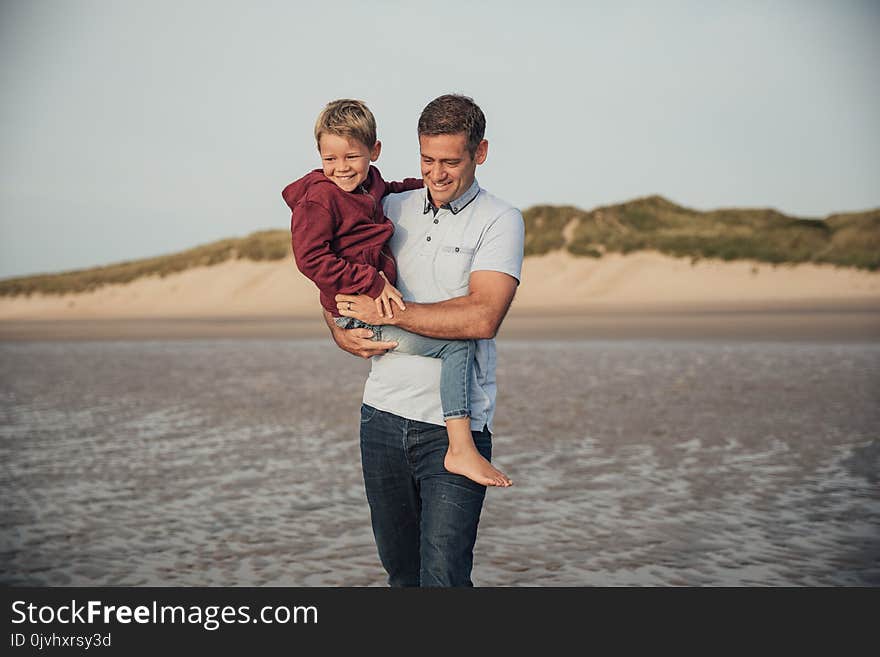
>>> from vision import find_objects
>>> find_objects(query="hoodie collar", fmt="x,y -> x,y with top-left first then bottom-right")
353,166 -> 377,194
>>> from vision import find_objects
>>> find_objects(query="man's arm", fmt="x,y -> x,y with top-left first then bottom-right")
323,309 -> 399,359
334,270 -> 518,341
335,206 -> 524,341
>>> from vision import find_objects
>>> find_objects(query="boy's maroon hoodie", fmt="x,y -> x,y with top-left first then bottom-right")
282,165 -> 423,317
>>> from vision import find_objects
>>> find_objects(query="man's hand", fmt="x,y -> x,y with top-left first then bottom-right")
323,310 -> 397,359
336,291 -> 388,326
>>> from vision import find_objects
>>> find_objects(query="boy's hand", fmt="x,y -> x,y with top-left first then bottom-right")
375,272 -> 406,320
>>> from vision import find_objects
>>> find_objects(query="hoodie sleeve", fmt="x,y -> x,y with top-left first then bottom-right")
290,200 -> 386,299
383,177 -> 424,196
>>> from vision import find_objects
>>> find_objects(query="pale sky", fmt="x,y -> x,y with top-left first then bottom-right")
1,0 -> 878,278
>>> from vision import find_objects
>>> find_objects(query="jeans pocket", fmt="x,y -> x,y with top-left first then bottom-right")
360,404 -> 379,424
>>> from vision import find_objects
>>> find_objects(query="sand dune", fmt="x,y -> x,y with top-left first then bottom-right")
516,252 -> 880,308
1,251 -> 879,321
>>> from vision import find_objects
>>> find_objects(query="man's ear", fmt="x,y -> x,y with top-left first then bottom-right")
370,140 -> 382,162
474,139 -> 488,165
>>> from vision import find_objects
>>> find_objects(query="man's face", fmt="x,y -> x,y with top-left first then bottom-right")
419,133 -> 488,207
318,133 -> 380,193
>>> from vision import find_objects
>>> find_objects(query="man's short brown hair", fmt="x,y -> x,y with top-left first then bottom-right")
417,94 -> 486,157
314,99 -> 377,149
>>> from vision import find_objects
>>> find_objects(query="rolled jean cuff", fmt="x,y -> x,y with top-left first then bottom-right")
443,410 -> 470,419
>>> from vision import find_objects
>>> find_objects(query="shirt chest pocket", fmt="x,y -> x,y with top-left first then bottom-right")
435,245 -> 476,295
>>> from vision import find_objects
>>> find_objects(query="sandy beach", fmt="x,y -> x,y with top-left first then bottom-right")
0,302 -> 878,342
1,251 -> 879,341
2,251 -> 878,586
3,339 -> 878,586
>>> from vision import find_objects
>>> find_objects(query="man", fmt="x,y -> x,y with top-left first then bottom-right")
324,94 -> 524,587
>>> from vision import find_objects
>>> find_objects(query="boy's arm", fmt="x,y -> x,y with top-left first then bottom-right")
383,177 -> 424,195
291,200 -> 386,299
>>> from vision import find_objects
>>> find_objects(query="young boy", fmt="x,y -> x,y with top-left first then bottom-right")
282,99 -> 511,488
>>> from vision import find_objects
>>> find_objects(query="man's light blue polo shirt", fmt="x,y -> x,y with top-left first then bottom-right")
362,179 -> 525,432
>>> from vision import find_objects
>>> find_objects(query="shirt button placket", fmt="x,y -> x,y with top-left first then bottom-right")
424,209 -> 444,253
427,213 -> 439,242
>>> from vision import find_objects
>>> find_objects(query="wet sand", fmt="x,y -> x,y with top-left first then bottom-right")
0,299 -> 878,342
1,339 -> 878,586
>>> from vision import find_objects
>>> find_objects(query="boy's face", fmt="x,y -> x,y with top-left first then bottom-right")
419,132 -> 488,207
318,133 -> 381,193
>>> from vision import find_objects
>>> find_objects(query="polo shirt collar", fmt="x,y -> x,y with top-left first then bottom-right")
423,178 -> 481,215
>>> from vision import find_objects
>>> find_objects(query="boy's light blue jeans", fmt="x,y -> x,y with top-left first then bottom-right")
334,317 -> 474,419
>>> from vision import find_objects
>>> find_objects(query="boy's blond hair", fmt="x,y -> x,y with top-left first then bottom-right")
314,99 -> 377,149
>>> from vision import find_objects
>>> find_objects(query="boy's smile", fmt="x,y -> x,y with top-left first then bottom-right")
318,133 -> 381,193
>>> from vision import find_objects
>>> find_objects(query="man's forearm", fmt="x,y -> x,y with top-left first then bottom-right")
389,293 -> 504,341
390,297 -> 495,340
335,271 -> 519,341
323,309 -> 341,339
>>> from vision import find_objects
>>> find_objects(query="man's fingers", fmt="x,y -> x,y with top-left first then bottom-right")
335,293 -> 358,312
363,340 -> 397,351
373,340 -> 398,350
356,340 -> 397,358
350,328 -> 374,339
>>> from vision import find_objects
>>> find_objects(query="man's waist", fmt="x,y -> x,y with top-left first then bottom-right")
361,403 -> 491,435
363,350 -> 495,432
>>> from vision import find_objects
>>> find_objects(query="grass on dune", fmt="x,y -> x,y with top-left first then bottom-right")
2,196 -> 878,297
525,196 -> 880,270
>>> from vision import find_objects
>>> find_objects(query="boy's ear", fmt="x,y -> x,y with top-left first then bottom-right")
370,140 -> 382,162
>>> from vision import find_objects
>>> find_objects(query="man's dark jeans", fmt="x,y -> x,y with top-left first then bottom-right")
359,403 -> 491,587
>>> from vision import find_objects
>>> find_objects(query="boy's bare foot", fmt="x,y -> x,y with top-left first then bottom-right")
444,447 -> 512,487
